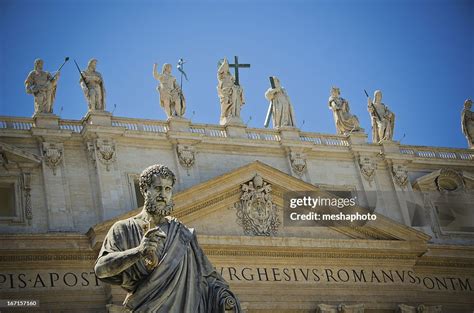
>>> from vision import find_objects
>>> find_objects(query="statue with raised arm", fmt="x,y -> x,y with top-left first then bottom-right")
367,90 -> 395,143
153,63 -> 186,118
217,59 -> 245,125
80,59 -> 106,111
328,87 -> 362,135
25,59 -> 60,115
462,99 -> 474,149
264,76 -> 296,128
94,164 -> 241,313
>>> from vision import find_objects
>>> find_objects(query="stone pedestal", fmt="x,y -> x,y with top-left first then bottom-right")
382,140 -> 401,154
224,118 -> 246,138
84,110 -> 112,127
167,116 -> 191,132
348,131 -> 368,145
279,126 -> 300,140
33,113 -> 60,129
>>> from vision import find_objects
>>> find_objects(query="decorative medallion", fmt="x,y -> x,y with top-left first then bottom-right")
392,164 -> 408,188
435,168 -> 464,192
289,151 -> 307,177
42,142 -> 63,175
234,174 -> 280,236
177,144 -> 195,170
96,139 -> 116,171
359,156 -> 376,184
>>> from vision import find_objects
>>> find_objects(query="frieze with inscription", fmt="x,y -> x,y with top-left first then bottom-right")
215,266 -> 473,292
0,271 -> 101,290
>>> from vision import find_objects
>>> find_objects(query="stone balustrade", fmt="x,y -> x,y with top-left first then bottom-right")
111,117 -> 168,133
0,116 -> 34,130
300,132 -> 350,146
1,116 -> 473,161
400,145 -> 474,161
189,124 -> 227,137
59,119 -> 83,132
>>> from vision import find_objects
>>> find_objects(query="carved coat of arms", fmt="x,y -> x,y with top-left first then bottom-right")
177,145 -> 195,168
43,142 -> 63,175
290,151 -> 307,177
392,164 -> 408,188
235,174 -> 280,236
359,156 -> 376,184
96,139 -> 116,171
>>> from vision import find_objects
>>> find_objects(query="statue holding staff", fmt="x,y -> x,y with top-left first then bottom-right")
367,89 -> 395,143
25,58 -> 67,115
153,63 -> 186,118
78,58 -> 106,111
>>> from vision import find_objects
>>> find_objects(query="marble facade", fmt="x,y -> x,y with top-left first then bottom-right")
0,112 -> 473,312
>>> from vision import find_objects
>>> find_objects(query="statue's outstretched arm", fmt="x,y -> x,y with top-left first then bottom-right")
153,63 -> 161,81
95,247 -> 143,278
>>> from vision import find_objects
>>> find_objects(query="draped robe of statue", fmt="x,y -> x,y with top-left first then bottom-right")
217,59 -> 245,125
461,99 -> 474,149
97,215 -> 240,313
25,65 -> 58,114
153,64 -> 186,118
368,90 -> 395,143
264,77 -> 296,128
80,61 -> 106,111
328,89 -> 362,134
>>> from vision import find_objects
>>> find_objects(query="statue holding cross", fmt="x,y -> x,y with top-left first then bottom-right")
217,56 -> 250,125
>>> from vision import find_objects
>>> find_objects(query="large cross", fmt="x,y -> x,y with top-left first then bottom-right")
229,56 -> 250,86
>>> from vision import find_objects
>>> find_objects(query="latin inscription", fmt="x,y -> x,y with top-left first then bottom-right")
217,267 -> 473,292
1,267 -> 472,293
0,271 -> 101,290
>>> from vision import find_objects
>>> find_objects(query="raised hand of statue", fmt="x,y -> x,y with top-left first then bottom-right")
153,63 -> 161,80
367,97 -> 372,107
140,227 -> 166,254
140,227 -> 166,270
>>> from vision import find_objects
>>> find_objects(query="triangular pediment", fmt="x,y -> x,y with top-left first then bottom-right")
89,161 -> 430,255
413,168 -> 474,192
0,141 -> 41,167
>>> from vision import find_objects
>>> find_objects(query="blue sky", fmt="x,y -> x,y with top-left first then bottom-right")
0,0 -> 472,148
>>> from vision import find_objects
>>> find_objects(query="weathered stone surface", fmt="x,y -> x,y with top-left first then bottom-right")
153,63 -> 186,118
367,90 -> 395,143
94,164 -> 242,312
265,76 -> 296,128
461,99 -> 474,149
217,58 -> 245,125
0,114 -> 473,313
328,87 -> 363,135
80,59 -> 106,112
25,59 -> 60,115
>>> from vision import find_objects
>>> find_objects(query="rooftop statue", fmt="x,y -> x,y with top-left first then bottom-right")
367,90 -> 395,143
462,99 -> 474,149
264,76 -> 296,128
25,59 -> 61,115
79,59 -> 106,111
328,87 -> 362,135
217,58 -> 245,125
94,164 -> 241,313
153,63 -> 186,118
